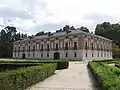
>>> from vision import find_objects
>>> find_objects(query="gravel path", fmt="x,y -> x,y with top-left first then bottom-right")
26,62 -> 100,90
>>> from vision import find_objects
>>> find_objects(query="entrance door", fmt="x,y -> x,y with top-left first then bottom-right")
22,53 -> 25,59
54,52 -> 60,60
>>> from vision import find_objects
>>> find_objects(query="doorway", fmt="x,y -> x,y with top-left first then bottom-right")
22,53 -> 25,59
54,52 -> 60,60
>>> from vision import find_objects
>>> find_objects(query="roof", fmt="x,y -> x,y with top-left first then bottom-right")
13,29 -> 112,43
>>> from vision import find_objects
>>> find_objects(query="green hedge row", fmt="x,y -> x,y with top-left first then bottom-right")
0,63 -> 57,90
93,59 -> 120,64
0,63 -> 42,72
88,61 -> 120,90
0,60 -> 69,70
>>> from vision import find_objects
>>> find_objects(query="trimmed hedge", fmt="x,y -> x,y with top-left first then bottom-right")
93,59 -> 120,64
0,63 -> 57,90
0,60 -> 69,70
88,61 -> 120,90
0,63 -> 42,72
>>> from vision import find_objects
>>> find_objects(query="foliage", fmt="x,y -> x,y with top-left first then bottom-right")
0,60 -> 69,70
56,25 -> 90,33
115,64 -> 120,68
0,63 -> 57,90
79,26 -> 90,33
112,45 -> 120,58
0,63 -> 42,72
95,22 -> 120,58
35,31 -> 49,36
88,60 -> 120,90
95,22 -> 120,46
0,26 -> 27,58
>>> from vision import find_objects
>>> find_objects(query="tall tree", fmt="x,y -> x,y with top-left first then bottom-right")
0,26 -> 27,58
63,25 -> 70,31
95,22 -> 120,45
80,26 -> 90,33
95,22 -> 120,58
70,26 -> 75,30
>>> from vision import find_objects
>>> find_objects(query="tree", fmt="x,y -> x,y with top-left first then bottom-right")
95,22 -> 120,46
70,26 -> 75,30
56,29 -> 63,33
80,26 -> 90,33
35,31 -> 45,36
0,30 -> 7,57
95,22 -> 120,58
63,25 -> 70,31
0,26 -> 28,58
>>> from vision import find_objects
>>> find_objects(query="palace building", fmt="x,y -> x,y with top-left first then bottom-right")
12,30 -> 112,61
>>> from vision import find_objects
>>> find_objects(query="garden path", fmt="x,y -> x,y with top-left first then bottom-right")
27,61 -> 100,90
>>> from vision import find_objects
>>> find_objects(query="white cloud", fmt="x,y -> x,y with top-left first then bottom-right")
0,0 -> 120,35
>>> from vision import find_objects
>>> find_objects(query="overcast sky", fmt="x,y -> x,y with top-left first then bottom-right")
0,0 -> 120,35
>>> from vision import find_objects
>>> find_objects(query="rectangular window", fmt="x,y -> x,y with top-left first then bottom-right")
66,53 -> 68,57
65,43 -> 68,50
14,47 -> 16,52
33,46 -> 35,51
47,53 -> 49,57
91,43 -> 94,50
47,44 -> 49,51
28,46 -> 30,52
41,54 -> 43,57
56,44 -> 58,50
86,53 -> 87,57
85,42 -> 87,49
74,53 -> 77,57
92,53 -> 93,57
74,42 -> 77,50
41,45 -> 43,51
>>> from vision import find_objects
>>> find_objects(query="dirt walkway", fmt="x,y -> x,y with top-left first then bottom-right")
27,62 -> 100,90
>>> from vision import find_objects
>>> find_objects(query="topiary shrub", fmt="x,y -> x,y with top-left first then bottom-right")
0,63 -> 57,90
0,60 -> 69,70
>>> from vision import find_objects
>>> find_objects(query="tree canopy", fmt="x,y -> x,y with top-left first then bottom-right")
95,22 -> 120,46
0,26 -> 27,57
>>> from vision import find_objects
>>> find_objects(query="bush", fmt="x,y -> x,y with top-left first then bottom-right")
88,61 -> 120,90
55,60 -> 69,70
0,63 -> 57,90
93,59 -> 120,64
0,60 -> 69,70
0,63 -> 42,72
